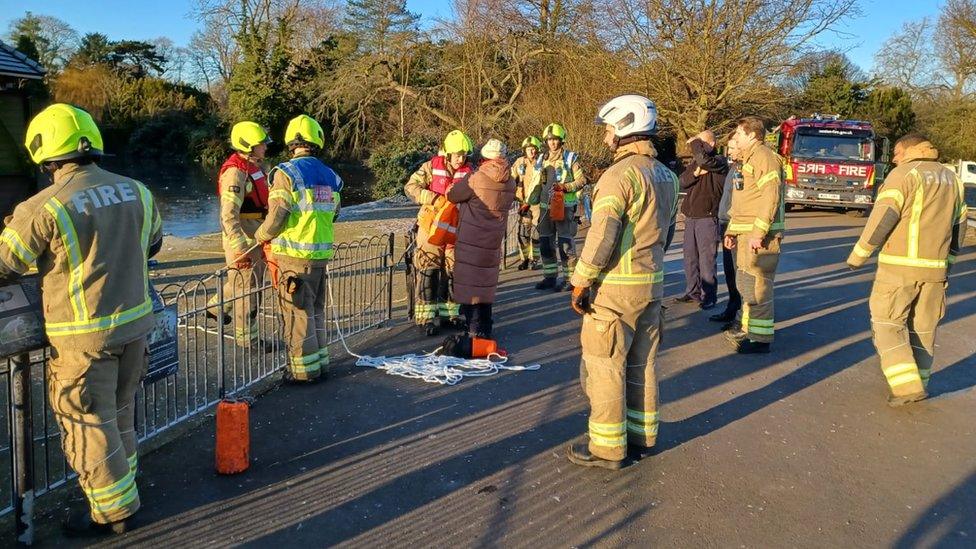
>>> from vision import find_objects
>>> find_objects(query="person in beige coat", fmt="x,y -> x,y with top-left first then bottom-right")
446,139 -> 516,337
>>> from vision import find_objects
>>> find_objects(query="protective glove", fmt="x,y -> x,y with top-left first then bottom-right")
420,189 -> 437,205
519,204 -> 530,215
235,257 -> 253,269
571,285 -> 591,315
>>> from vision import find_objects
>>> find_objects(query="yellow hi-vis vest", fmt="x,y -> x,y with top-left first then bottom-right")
269,157 -> 342,260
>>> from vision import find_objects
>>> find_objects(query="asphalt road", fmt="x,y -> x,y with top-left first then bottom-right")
19,210 -> 976,547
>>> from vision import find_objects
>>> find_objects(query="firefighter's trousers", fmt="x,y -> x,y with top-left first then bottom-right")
413,228 -> 458,324
48,338 -> 146,523
278,264 -> 328,381
218,242 -> 267,345
537,205 -> 578,280
517,214 -> 540,263
580,295 -> 662,461
736,235 -> 780,343
869,272 -> 946,397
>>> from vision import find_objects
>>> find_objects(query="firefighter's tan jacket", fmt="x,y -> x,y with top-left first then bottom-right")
847,141 -> 967,282
0,163 -> 163,350
511,156 -> 542,223
726,140 -> 785,240
570,140 -> 678,301
219,165 -> 264,254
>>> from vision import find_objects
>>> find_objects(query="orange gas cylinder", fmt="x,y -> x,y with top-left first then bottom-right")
549,189 -> 565,221
215,398 -> 250,474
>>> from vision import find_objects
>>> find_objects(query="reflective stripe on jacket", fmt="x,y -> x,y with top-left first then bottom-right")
726,141 -> 785,240
847,141 -> 966,282
569,140 -> 678,300
0,164 -> 163,349
257,155 -> 342,263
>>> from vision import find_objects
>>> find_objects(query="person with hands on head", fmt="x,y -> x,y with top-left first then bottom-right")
566,94 -> 678,471
675,129 -> 728,310
722,116 -> 785,355
846,133 -> 967,406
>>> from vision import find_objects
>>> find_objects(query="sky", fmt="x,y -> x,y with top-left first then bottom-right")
0,0 -> 944,73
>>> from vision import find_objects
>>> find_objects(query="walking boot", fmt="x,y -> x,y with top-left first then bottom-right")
535,277 -> 557,290
517,259 -> 530,271
888,390 -> 928,407
567,442 -> 623,470
735,339 -> 771,354
724,327 -> 748,345
63,508 -> 131,538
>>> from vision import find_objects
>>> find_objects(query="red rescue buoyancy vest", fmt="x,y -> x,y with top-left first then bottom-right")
429,155 -> 473,195
218,153 -> 269,215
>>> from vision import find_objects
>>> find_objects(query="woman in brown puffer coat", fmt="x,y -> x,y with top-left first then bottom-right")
447,139 -> 517,337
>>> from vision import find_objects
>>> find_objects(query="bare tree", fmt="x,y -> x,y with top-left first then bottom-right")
872,18 -> 938,97
936,0 -> 976,99
604,0 -> 859,146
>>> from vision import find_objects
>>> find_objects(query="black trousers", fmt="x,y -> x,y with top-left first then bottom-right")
719,222 -> 742,315
460,303 -> 494,338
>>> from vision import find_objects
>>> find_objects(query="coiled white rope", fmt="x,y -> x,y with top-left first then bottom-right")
325,264 -> 541,385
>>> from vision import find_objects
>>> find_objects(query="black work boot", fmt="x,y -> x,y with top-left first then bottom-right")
628,444 -> 656,462
535,277 -> 557,290
567,442 -> 623,470
888,390 -> 928,407
517,259 -> 530,271
63,508 -> 130,538
735,339 -> 771,354
530,260 -> 542,270
553,278 -> 567,292
423,322 -> 440,337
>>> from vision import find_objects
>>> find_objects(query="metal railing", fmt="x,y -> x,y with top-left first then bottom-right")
0,233 -> 396,542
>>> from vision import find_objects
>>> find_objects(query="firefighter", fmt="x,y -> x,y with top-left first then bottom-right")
567,94 -> 678,470
404,130 -> 475,336
723,116 -> 785,354
254,115 -> 342,383
533,123 -> 587,292
0,104 -> 163,535
511,136 -> 543,270
847,134 -> 967,406
208,121 -> 273,349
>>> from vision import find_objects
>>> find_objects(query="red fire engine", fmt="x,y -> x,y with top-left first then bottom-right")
767,114 -> 890,212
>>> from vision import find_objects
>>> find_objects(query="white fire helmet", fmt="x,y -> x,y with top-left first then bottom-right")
595,94 -> 657,138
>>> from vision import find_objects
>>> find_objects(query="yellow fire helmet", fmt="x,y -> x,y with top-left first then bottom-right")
24,103 -> 104,164
542,123 -> 567,141
230,121 -> 272,153
284,114 -> 325,149
443,130 -> 474,155
521,136 -> 542,150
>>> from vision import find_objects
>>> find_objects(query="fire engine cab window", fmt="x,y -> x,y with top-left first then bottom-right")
793,133 -> 874,161
966,164 -> 976,174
